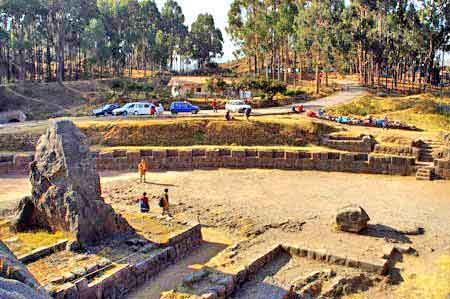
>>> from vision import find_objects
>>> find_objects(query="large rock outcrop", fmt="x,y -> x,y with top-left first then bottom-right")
335,205 -> 370,233
0,241 -> 50,299
11,120 -> 134,246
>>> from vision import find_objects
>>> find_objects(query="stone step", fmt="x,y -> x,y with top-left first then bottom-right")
416,167 -> 434,180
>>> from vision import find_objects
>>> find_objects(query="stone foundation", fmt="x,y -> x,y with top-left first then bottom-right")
373,144 -> 420,160
162,242 -> 392,299
321,136 -> 375,153
435,159 -> 450,179
0,149 -> 418,177
51,224 -> 202,299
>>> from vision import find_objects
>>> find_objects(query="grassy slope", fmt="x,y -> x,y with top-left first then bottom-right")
326,93 -> 450,132
78,117 -> 338,148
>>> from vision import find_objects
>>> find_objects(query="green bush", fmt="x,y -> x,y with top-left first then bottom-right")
285,88 -> 307,97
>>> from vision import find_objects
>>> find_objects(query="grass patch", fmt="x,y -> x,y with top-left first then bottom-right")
326,93 -> 450,131
78,117 -> 338,148
393,255 -> 450,299
0,221 -> 70,256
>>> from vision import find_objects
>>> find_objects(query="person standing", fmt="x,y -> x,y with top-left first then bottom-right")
137,192 -> 149,213
212,99 -> 218,113
225,110 -> 231,121
159,189 -> 170,216
138,159 -> 148,183
245,107 -> 252,120
150,105 -> 156,117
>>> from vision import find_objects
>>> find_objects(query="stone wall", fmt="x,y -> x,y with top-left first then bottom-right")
321,136 -> 375,153
0,133 -> 40,152
0,149 -> 418,177
53,224 -> 202,299
373,144 -> 420,160
435,159 -> 450,180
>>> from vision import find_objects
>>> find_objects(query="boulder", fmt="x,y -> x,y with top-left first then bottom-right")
11,120 -> 134,246
0,241 -> 50,299
336,205 -> 370,233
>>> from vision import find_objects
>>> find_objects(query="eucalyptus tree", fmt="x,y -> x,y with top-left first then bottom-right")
161,0 -> 188,70
190,13 -> 224,68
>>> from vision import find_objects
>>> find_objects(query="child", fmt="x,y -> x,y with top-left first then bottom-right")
138,192 -> 149,213
159,189 -> 170,216
138,159 -> 148,183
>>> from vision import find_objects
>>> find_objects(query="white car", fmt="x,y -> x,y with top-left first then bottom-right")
225,100 -> 252,113
112,102 -> 155,116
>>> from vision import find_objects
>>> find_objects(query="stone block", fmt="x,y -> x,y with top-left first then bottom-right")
192,149 -> 206,157
99,152 -> 113,159
179,150 -> 193,160
231,150 -> 246,158
273,151 -> 285,159
285,151 -> 299,160
340,153 -> 356,161
218,148 -> 231,157
166,150 -> 179,158
152,150 -> 166,159
245,149 -> 258,157
140,149 -> 153,157
126,151 -> 140,164
298,151 -> 312,160
112,150 -> 127,158
0,154 -> 14,162
258,150 -> 274,159
328,152 -> 340,160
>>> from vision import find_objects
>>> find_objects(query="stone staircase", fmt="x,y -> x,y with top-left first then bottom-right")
418,140 -> 444,162
416,167 -> 434,181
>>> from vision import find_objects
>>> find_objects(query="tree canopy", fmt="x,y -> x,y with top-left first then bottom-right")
227,0 -> 450,92
0,0 -> 224,83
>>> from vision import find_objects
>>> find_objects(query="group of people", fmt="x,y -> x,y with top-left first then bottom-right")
137,159 -> 170,216
307,109 -> 417,131
225,108 -> 252,121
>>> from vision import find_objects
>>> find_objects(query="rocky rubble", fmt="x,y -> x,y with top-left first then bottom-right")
11,120 -> 134,247
0,241 -> 50,299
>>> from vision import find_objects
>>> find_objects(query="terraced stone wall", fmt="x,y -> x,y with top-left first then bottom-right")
0,150 -> 418,177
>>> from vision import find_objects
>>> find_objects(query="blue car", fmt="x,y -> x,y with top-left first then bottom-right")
92,104 -> 120,117
170,101 -> 200,115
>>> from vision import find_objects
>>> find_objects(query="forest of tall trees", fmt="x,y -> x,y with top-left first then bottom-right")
227,0 -> 450,93
0,0 -> 224,84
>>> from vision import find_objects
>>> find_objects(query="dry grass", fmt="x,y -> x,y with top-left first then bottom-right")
78,117 -> 338,148
393,255 -> 450,299
326,93 -> 450,132
0,221 -> 70,256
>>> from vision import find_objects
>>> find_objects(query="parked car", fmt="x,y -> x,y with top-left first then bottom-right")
170,101 -> 200,115
291,104 -> 305,114
225,100 -> 251,113
92,104 -> 120,117
112,102 -> 155,116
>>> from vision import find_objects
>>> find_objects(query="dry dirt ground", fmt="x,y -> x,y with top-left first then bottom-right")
1,169 -> 450,298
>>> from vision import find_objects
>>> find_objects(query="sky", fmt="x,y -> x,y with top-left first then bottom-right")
155,0 -> 236,63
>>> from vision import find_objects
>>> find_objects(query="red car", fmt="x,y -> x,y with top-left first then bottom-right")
291,104 -> 305,113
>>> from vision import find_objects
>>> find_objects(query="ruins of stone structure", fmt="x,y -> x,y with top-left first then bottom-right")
0,241 -> 50,299
335,205 -> 370,233
11,120 -> 134,247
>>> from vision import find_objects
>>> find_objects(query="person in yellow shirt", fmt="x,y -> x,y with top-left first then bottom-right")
138,159 -> 148,183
